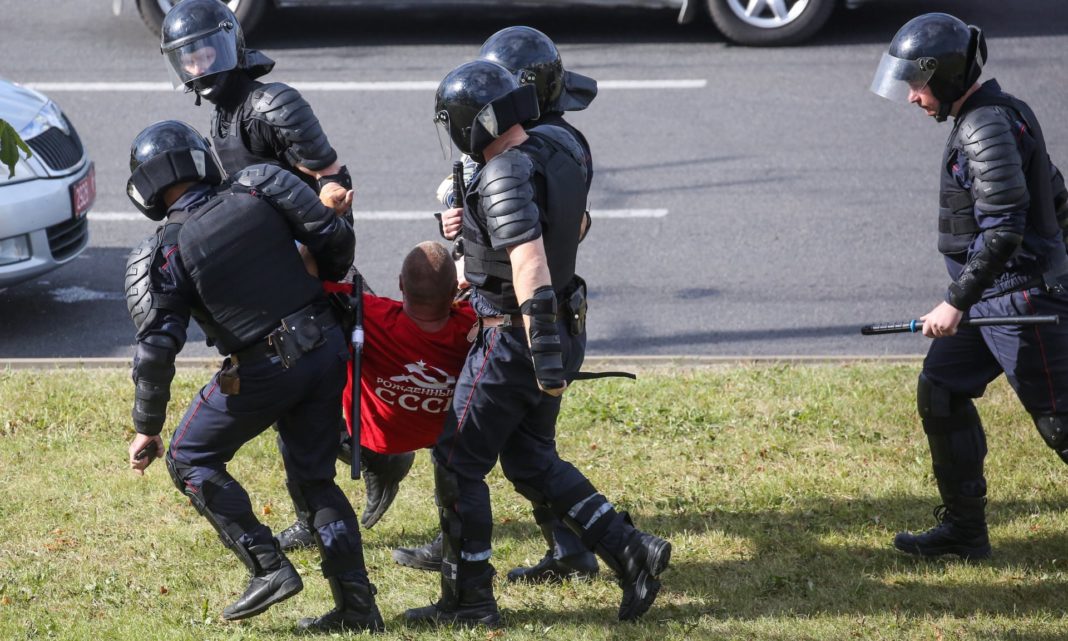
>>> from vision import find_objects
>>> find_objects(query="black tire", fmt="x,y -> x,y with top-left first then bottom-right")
135,0 -> 269,38
707,0 -> 835,46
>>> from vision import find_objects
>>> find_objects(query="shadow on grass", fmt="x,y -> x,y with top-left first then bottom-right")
373,494 -> 1068,625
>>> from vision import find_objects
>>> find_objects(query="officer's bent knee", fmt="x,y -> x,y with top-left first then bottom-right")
1033,413 -> 1068,463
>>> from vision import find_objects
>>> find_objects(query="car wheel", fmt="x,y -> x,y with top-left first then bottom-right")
707,0 -> 835,46
136,0 -> 269,37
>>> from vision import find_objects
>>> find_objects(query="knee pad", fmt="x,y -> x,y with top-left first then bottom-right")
917,373 -> 980,430
917,373 -> 987,497
1033,414 -> 1068,464
433,459 -> 462,510
165,456 -> 259,571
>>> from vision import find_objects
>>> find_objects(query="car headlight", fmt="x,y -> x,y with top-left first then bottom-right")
19,99 -> 68,140
0,235 -> 31,266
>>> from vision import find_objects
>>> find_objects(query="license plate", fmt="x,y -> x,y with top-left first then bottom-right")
70,162 -> 96,220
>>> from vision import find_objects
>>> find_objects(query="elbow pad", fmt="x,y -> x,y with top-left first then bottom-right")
947,228 -> 1023,309
131,334 -> 179,435
520,286 -> 564,390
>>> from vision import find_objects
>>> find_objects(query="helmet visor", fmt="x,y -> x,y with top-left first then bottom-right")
870,52 -> 936,103
164,31 -> 239,89
434,110 -> 458,162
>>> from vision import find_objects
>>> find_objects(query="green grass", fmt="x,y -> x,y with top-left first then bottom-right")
2,364 -> 1068,640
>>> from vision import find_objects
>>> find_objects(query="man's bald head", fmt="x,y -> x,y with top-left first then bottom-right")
400,241 -> 457,312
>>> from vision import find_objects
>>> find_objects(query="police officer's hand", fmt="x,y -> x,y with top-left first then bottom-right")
128,433 -> 164,476
441,207 -> 463,240
320,182 -> 354,216
920,301 -> 964,338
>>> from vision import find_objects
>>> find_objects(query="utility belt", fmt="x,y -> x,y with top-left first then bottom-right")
478,275 -> 588,336
983,273 -> 1066,302
224,301 -> 338,393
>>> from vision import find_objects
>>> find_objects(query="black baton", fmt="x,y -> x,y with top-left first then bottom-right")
567,371 -> 637,381
452,159 -> 466,205
861,315 -> 1060,335
350,273 -> 364,480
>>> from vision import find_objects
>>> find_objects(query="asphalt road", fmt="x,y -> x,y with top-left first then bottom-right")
0,0 -> 1066,358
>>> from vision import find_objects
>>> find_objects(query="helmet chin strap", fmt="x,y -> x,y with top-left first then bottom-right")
936,100 -> 952,123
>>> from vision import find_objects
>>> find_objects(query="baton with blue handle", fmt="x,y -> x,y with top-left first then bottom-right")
861,315 -> 1059,335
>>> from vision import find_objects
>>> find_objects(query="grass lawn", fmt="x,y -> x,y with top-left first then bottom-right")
2,364 -> 1067,640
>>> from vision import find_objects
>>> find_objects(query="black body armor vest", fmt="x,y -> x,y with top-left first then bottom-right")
211,82 -> 319,193
938,84 -> 1068,284
174,185 -> 324,354
462,124 -> 588,313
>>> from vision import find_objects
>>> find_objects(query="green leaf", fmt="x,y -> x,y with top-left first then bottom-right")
0,118 -> 32,179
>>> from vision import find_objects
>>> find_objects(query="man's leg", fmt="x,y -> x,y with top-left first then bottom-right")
405,326 -> 537,627
274,328 -> 383,633
993,290 -> 1068,466
166,364 -> 304,620
893,323 -> 1001,559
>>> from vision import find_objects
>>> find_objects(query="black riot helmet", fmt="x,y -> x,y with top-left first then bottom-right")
161,0 -> 273,101
434,60 -> 540,163
479,26 -> 597,114
479,26 -> 564,113
871,13 -> 987,122
127,120 -> 223,221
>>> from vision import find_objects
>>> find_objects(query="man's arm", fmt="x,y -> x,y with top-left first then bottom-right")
945,108 -> 1028,311
124,235 -> 191,472
234,164 -> 355,281
508,238 -> 566,396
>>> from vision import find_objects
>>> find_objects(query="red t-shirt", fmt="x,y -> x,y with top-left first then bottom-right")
341,293 -> 476,454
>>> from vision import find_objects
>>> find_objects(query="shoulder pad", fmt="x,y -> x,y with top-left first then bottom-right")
528,123 -> 587,173
233,163 -> 324,219
957,106 -> 1027,208
250,82 -> 337,171
125,233 -> 159,333
479,148 -> 541,247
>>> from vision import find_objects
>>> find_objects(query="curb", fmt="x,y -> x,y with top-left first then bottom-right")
0,355 -> 925,370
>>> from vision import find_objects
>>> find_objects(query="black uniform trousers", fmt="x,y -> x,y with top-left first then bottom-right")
166,327 -> 365,572
432,318 -> 619,563
922,286 -> 1068,493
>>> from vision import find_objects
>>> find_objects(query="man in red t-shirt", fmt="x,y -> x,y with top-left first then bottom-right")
278,241 -> 476,550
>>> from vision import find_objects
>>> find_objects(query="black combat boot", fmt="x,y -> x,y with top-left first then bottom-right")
404,565 -> 501,628
222,540 -> 303,620
276,519 -> 316,552
360,449 -> 416,529
894,496 -> 991,560
392,532 -> 443,572
297,575 -> 384,633
506,523 -> 599,583
595,514 -> 672,622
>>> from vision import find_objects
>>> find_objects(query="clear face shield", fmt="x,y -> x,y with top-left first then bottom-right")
434,110 -> 463,162
163,30 -> 239,89
869,52 -> 937,103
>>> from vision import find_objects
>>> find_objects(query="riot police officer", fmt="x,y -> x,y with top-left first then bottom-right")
160,0 -> 377,553
122,120 -> 381,632
403,60 -> 670,627
395,25 -> 600,585
160,0 -> 353,203
871,13 -> 1068,559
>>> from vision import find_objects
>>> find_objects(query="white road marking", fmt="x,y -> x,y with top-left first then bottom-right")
51,286 -> 124,303
91,209 -> 668,221
25,79 -> 706,92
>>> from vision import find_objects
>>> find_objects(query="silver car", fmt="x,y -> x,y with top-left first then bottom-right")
0,79 -> 94,288
122,0 -> 841,47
